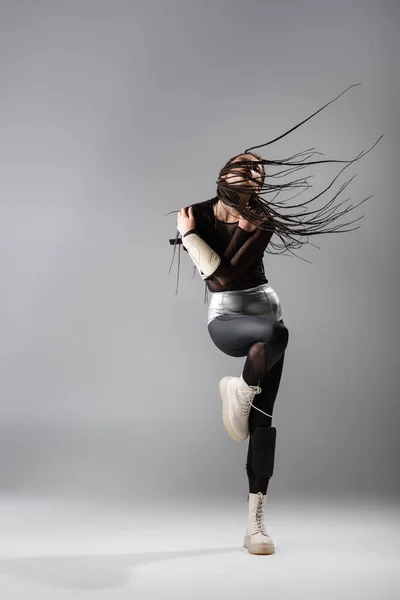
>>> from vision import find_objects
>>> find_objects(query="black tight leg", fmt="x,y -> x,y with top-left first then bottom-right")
246,351 -> 285,493
207,315 -> 288,496
242,322 -> 287,386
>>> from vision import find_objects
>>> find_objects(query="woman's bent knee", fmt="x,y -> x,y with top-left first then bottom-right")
276,321 -> 289,348
262,320 -> 289,351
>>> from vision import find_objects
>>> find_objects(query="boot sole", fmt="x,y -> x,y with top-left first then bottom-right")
219,376 -> 246,443
243,534 -> 275,555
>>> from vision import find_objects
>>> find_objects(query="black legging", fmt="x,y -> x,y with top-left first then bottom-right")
207,314 -> 289,495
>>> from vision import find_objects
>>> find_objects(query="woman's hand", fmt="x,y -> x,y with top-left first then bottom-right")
177,206 -> 196,236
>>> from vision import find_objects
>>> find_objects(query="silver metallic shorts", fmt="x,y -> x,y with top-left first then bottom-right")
207,282 -> 283,325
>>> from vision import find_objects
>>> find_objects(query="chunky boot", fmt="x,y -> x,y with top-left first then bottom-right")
243,492 -> 275,555
219,375 -> 262,442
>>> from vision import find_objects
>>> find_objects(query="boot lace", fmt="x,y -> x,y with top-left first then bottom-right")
237,385 -> 262,417
237,385 -> 274,419
252,492 -> 267,535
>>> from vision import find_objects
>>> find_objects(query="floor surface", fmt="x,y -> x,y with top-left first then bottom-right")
0,494 -> 398,599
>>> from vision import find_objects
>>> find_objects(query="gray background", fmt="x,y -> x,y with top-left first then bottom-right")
0,0 -> 399,506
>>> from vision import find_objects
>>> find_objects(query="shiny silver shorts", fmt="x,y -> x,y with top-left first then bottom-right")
207,283 -> 283,325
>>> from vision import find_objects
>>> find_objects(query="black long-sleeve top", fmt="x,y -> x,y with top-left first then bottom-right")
177,197 -> 275,293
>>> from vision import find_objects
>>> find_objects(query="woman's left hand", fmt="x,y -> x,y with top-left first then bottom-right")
177,206 -> 196,236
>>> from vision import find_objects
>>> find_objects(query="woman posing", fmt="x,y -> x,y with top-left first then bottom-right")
168,84 -> 381,556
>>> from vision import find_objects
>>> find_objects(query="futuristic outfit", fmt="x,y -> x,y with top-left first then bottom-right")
168,85 -> 381,554
176,197 -> 289,555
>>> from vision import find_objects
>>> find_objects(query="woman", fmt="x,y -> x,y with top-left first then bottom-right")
168,84 -> 381,556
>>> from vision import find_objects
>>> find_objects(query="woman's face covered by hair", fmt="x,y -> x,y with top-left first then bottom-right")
216,152 -> 267,217
218,153 -> 265,198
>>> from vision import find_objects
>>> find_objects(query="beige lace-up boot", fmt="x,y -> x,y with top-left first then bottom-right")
219,375 -> 262,442
243,492 -> 275,555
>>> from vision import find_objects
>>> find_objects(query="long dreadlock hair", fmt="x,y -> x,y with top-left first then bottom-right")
166,83 -> 382,299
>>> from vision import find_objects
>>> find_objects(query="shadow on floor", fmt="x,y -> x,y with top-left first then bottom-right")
0,546 -> 250,590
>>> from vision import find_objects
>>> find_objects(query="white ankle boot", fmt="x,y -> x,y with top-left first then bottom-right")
219,375 -> 262,442
244,492 -> 275,555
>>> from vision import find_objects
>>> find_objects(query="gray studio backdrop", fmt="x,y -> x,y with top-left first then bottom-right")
0,0 -> 398,505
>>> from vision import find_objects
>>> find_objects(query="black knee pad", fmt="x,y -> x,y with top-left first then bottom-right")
251,426 -> 277,479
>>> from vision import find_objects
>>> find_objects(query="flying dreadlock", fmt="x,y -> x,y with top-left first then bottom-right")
166,83 -> 382,296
